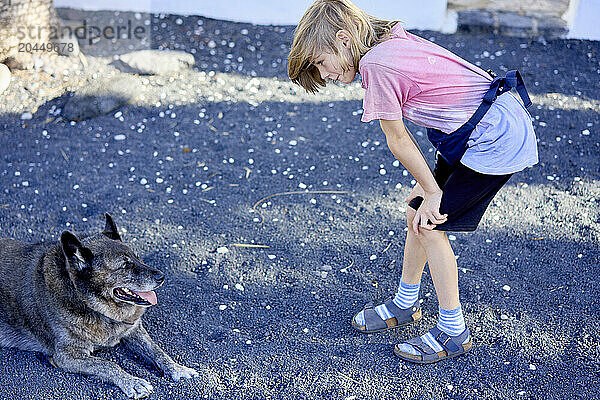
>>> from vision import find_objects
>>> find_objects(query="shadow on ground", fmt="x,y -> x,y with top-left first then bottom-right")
0,86 -> 599,399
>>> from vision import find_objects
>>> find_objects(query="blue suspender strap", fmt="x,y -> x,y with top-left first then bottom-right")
504,70 -> 532,108
426,69 -> 531,165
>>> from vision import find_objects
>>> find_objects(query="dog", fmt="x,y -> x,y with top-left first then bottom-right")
0,213 -> 199,398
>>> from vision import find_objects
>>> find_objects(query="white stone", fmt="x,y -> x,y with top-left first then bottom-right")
216,246 -> 229,254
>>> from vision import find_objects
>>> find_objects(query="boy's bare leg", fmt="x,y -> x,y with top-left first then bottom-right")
416,228 -> 460,310
401,207 -> 428,284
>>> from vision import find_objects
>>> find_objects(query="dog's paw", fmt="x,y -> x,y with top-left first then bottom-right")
120,376 -> 154,399
167,363 -> 200,381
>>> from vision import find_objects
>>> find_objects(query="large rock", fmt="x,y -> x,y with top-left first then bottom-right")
62,75 -> 139,121
457,9 -> 568,38
113,50 -> 195,75
448,0 -> 570,18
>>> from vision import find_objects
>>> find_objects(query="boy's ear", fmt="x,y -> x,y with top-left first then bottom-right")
102,213 -> 122,241
335,29 -> 352,48
61,231 -> 93,272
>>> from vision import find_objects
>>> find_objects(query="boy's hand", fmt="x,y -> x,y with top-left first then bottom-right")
411,188 -> 447,235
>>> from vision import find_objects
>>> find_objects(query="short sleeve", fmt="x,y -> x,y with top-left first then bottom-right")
360,62 -> 419,123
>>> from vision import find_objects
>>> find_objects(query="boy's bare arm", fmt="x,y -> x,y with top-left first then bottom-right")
379,119 -> 439,194
379,119 -> 447,233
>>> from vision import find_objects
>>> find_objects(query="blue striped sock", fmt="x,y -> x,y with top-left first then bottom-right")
355,280 -> 420,325
392,280 -> 420,309
396,305 -> 469,356
436,305 -> 466,336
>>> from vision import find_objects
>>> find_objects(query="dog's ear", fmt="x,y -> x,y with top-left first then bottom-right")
61,231 -> 93,272
102,213 -> 122,241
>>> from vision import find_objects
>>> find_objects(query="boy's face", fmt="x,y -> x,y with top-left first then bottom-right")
311,50 -> 356,84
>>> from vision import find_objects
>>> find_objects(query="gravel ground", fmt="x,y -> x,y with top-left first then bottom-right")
0,10 -> 599,400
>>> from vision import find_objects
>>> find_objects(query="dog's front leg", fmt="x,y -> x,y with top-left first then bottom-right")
52,346 -> 154,399
121,324 -> 199,381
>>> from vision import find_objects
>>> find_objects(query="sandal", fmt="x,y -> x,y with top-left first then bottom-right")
394,326 -> 472,364
351,298 -> 422,333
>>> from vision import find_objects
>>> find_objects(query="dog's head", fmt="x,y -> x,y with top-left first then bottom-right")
60,213 -> 164,321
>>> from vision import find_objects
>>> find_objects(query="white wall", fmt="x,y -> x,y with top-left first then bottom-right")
53,0 -> 454,31
565,0 -> 600,40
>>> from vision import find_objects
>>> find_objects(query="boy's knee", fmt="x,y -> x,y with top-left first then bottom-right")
407,207 -> 447,244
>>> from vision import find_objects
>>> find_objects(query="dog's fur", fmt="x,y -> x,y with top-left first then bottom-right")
0,214 -> 198,399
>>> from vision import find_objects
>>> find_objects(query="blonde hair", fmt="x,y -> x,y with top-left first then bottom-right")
288,0 -> 399,93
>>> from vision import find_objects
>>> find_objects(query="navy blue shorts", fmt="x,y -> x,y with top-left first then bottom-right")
407,156 -> 512,232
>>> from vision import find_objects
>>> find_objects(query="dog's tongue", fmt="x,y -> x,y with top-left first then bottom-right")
133,290 -> 157,306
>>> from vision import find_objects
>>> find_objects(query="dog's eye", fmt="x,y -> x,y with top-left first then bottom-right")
120,258 -> 133,268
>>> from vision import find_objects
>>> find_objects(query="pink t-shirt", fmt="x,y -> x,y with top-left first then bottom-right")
358,24 -> 538,175
360,24 -> 492,132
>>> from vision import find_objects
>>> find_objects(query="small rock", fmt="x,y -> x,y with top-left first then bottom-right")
502,285 -> 511,292
21,112 -> 33,120
235,283 -> 244,291
114,134 -> 126,141
218,305 -> 227,311
216,246 -> 229,254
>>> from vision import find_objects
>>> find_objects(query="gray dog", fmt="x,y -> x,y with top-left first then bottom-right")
0,214 -> 199,398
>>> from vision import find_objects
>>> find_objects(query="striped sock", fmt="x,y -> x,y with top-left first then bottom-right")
392,280 -> 420,309
396,305 -> 469,356
355,280 -> 420,325
437,305 -> 466,336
